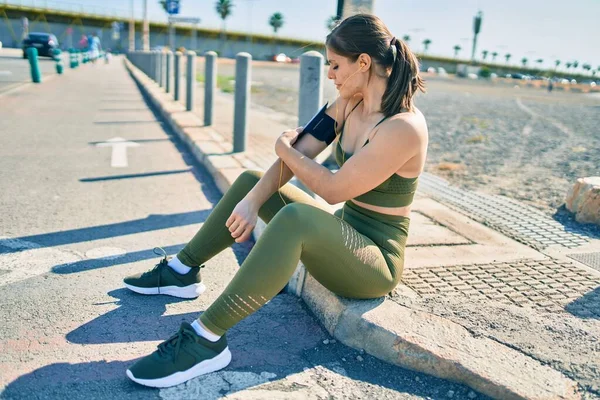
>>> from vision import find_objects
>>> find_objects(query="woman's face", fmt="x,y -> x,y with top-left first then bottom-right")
326,48 -> 364,99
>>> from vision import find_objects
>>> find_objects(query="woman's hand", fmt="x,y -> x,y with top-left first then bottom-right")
275,127 -> 302,158
226,197 -> 260,243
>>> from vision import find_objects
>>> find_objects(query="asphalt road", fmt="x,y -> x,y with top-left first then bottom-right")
0,48 -> 59,95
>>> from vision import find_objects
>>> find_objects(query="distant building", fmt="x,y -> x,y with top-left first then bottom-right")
338,0 -> 375,19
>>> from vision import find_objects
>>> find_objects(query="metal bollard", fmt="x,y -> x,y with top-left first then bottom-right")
53,49 -> 64,74
204,51 -> 217,126
186,51 -> 196,111
158,52 -> 164,87
26,47 -> 42,83
298,51 -> 324,126
233,52 -> 251,153
154,51 -> 160,82
165,51 -> 173,94
69,48 -> 78,68
174,51 -> 182,101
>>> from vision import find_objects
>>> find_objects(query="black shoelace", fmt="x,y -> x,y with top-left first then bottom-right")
157,324 -> 196,360
140,247 -> 169,294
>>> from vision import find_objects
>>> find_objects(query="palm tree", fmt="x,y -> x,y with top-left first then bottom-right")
565,62 -> 572,71
453,45 -> 462,58
555,60 -> 561,70
572,60 -> 579,71
521,57 -> 528,68
402,35 -> 410,44
582,63 -> 592,75
481,50 -> 488,61
159,0 -> 168,12
491,51 -> 498,62
535,59 -> 543,67
326,15 -> 339,31
269,12 -> 284,55
215,0 -> 234,55
422,39 -> 431,54
505,53 -> 511,64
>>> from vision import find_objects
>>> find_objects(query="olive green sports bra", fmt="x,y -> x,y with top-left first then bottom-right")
334,100 -> 419,208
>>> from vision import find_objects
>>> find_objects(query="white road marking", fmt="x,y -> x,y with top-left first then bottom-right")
95,137 -> 140,168
0,236 -> 82,287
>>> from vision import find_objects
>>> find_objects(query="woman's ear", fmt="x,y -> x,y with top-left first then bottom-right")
358,53 -> 371,71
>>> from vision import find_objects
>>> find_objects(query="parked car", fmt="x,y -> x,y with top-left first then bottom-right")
272,53 -> 291,63
23,32 -> 58,58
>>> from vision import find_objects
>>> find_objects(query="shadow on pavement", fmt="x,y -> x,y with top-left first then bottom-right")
80,168 -> 193,182
66,288 -> 198,344
52,244 -> 186,274
565,286 -> 600,320
94,120 -> 160,125
3,211 -> 211,254
4,290 -> 488,399
553,205 -> 600,240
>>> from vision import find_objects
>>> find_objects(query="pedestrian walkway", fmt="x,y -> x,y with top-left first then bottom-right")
125,54 -> 600,399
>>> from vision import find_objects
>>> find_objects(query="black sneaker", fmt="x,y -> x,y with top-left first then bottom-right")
126,322 -> 232,388
124,248 -> 206,299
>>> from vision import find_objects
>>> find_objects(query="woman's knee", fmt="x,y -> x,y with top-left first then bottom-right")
231,170 -> 263,192
270,203 -> 322,232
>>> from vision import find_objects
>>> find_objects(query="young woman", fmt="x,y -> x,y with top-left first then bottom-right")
123,13 -> 428,388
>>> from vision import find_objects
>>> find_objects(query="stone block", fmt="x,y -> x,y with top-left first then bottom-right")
565,177 -> 600,225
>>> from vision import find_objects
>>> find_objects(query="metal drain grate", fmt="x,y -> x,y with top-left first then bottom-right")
417,173 -> 589,250
568,252 -> 600,272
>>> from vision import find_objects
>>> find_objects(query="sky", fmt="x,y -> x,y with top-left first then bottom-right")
38,0 -> 600,71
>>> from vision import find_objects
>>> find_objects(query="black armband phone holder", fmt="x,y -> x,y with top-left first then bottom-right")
298,102 -> 337,145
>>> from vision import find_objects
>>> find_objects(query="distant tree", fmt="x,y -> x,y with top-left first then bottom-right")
422,38 -> 431,54
565,62 -> 572,70
481,50 -> 488,60
555,60 -> 561,69
505,53 -> 511,64
572,60 -> 579,70
215,0 -> 234,55
582,63 -> 592,75
535,59 -> 543,67
453,45 -> 462,58
269,12 -> 284,34
521,57 -> 528,67
402,34 -> 410,44
269,12 -> 284,54
491,51 -> 498,62
326,15 -> 339,31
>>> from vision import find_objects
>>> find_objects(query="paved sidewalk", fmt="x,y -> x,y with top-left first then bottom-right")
126,56 -> 600,399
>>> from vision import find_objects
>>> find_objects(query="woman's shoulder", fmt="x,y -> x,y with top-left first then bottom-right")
379,108 -> 428,142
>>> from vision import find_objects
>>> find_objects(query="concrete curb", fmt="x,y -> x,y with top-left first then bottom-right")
123,58 -> 581,400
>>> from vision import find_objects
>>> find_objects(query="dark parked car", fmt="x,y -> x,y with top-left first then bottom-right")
23,32 -> 59,58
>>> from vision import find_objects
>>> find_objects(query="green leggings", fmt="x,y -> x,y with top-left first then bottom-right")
178,170 -> 410,336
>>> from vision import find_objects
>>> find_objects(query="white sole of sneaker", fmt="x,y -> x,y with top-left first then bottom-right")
126,346 -> 232,388
124,282 -> 206,299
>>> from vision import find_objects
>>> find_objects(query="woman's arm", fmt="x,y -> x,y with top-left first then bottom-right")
276,118 -> 423,205
244,132 -> 326,205
244,95 -> 358,206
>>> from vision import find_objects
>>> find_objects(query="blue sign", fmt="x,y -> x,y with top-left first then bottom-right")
166,0 -> 180,14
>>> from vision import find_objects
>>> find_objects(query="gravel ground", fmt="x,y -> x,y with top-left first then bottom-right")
200,58 -> 599,217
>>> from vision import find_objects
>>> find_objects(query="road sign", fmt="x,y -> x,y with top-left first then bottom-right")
168,16 -> 201,24
166,0 -> 180,14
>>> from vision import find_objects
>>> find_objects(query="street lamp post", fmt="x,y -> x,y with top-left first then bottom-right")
471,11 -> 483,62
129,0 -> 135,51
142,0 -> 150,51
